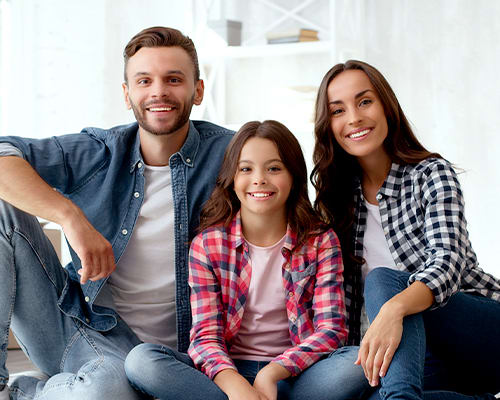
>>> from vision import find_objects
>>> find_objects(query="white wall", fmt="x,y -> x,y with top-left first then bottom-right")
1,0 -> 498,276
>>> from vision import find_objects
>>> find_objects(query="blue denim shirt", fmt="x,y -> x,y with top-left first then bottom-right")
1,120 -> 233,352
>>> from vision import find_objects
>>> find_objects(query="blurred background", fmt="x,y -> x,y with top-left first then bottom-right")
1,0 -> 499,276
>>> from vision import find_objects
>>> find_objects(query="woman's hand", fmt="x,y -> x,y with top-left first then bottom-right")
253,362 -> 291,400
355,301 -> 404,387
356,281 -> 434,387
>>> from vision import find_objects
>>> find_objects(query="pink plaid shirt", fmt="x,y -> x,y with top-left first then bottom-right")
188,213 -> 347,379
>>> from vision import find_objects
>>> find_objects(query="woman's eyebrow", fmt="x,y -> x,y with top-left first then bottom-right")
329,89 -> 374,105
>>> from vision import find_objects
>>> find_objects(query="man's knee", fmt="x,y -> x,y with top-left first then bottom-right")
124,343 -> 169,383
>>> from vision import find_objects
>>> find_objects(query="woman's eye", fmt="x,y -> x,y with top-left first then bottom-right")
331,108 -> 343,116
360,99 -> 372,106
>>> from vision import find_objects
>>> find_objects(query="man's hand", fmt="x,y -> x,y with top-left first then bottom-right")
61,209 -> 115,284
253,362 -> 290,400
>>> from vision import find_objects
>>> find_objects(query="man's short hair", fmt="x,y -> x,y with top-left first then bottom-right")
123,26 -> 200,83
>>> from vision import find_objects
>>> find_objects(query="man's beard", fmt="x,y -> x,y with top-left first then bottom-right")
130,95 -> 194,136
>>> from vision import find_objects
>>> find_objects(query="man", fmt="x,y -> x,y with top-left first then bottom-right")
0,26 -> 233,399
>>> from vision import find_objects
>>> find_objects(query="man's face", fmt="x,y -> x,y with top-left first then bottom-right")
122,46 -> 203,137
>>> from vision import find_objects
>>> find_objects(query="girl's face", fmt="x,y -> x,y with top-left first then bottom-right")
327,69 -> 389,162
234,137 -> 292,220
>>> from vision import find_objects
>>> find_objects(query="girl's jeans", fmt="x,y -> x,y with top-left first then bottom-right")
125,344 -> 373,400
364,267 -> 500,400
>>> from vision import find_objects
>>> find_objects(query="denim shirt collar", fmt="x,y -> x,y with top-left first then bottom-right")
129,121 -> 199,173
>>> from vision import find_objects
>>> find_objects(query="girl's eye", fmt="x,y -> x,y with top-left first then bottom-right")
240,167 -> 250,172
268,166 -> 281,172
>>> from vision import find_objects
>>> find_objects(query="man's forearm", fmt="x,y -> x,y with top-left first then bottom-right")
0,156 -> 79,224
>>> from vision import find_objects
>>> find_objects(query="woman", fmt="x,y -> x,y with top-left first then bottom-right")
312,60 -> 500,400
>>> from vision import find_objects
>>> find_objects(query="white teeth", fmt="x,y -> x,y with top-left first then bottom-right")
149,107 -> 172,112
250,193 -> 271,198
349,129 -> 370,138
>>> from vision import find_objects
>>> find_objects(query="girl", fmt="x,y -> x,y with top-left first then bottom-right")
124,120 -> 370,400
312,60 -> 500,400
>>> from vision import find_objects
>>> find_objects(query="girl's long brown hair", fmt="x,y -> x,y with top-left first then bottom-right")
311,60 -> 441,264
201,120 -> 326,249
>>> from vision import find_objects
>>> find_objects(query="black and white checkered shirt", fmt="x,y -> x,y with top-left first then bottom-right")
344,158 -> 500,345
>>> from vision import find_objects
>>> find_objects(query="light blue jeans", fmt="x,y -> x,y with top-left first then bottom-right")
125,344 -> 373,400
364,267 -> 500,400
0,200 -> 145,399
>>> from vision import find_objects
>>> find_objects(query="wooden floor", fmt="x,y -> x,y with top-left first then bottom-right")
6,349 -> 38,374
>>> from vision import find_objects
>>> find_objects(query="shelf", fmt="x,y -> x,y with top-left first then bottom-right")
201,40 -> 332,61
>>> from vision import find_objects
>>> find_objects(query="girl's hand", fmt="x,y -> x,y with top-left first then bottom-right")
355,302 -> 404,387
214,369 -> 268,400
253,363 -> 291,400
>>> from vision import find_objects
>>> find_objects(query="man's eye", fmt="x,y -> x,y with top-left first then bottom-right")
169,78 -> 181,83
138,79 -> 149,85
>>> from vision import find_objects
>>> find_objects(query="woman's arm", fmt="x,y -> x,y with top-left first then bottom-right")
357,159 -> 468,386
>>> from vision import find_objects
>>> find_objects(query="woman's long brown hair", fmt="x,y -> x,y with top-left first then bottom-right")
311,60 -> 441,265
200,120 -> 327,250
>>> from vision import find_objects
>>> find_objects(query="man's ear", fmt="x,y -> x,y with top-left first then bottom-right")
122,82 -> 132,110
193,79 -> 204,105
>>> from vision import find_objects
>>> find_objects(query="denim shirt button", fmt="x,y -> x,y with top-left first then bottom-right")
85,318 -> 90,323
134,192 -> 140,198
186,158 -> 191,163
84,296 -> 90,303
137,162 -> 143,169
122,229 -> 128,235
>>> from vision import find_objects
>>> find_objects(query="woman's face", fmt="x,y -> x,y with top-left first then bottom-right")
327,69 -> 389,163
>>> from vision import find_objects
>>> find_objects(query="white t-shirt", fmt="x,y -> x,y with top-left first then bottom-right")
362,200 -> 397,280
229,235 -> 292,361
108,164 -> 177,348
361,200 -> 397,336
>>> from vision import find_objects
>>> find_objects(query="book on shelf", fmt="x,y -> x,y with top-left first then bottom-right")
266,28 -> 318,40
267,36 -> 319,44
266,28 -> 319,44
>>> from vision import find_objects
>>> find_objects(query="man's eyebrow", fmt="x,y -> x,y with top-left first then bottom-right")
132,70 -> 186,78
328,89 -> 374,105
